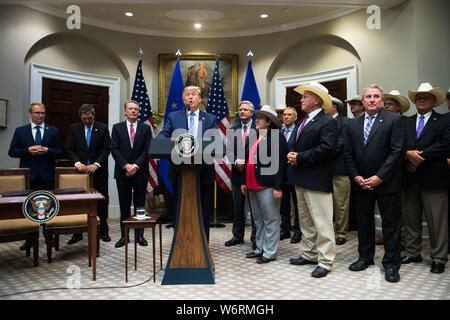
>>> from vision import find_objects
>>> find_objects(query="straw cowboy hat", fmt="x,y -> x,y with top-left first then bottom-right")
274,105 -> 286,112
383,90 -> 410,113
294,81 -> 332,110
408,83 -> 446,107
329,95 -> 344,110
345,95 -> 363,104
253,105 -> 282,128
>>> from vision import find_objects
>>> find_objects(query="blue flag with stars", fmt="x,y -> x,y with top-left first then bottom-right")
159,59 -> 184,194
241,60 -> 261,119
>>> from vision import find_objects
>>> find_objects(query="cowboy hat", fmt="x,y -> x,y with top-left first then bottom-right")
274,105 -> 286,111
408,83 -> 446,107
329,95 -> 344,110
253,105 -> 282,128
383,90 -> 410,114
294,81 -> 332,110
345,95 -> 363,104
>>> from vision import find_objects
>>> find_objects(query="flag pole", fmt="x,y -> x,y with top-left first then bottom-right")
209,49 -> 225,229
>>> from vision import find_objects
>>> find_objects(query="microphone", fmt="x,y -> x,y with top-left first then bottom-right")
185,104 -> 190,131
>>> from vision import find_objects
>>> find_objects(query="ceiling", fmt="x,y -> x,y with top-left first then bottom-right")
19,0 -> 407,38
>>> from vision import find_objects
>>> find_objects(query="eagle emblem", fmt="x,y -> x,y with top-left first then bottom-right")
22,190 -> 59,223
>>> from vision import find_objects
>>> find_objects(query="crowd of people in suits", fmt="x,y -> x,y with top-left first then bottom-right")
7,82 -> 449,284
224,81 -> 450,283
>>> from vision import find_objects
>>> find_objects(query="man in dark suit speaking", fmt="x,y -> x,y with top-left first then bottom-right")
111,100 -> 151,248
344,84 -> 405,283
66,104 -> 111,244
158,86 -> 217,241
9,102 -> 63,190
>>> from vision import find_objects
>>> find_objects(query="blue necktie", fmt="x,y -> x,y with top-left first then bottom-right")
86,127 -> 92,165
35,126 -> 42,145
416,115 -> 425,138
189,112 -> 195,135
364,115 -> 375,144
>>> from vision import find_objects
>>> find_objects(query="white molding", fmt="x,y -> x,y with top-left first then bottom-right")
275,65 -> 358,117
30,63 -> 121,218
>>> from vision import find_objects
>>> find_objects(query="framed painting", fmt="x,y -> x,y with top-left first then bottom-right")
158,53 -> 238,115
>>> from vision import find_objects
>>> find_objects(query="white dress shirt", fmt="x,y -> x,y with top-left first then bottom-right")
416,111 -> 432,130
31,122 -> 45,142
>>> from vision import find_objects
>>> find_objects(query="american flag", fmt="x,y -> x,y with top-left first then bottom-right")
205,60 -> 232,193
133,59 -> 158,193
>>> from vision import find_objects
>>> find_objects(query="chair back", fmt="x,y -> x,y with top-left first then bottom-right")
0,168 -> 30,193
54,167 -> 93,191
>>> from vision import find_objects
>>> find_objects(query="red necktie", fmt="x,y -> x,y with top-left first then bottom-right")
130,123 -> 135,147
296,115 -> 309,141
243,125 -> 248,146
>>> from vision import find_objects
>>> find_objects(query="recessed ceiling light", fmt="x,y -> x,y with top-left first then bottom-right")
260,14 -> 268,19
194,23 -> 202,29
125,12 -> 133,17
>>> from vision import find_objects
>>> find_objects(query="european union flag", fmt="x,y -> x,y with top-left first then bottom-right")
241,60 -> 261,115
159,59 -> 184,194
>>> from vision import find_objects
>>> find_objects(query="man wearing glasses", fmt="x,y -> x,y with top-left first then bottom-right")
9,102 -> 63,190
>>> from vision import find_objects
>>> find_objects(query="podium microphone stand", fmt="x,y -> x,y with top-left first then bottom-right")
149,137 -> 215,285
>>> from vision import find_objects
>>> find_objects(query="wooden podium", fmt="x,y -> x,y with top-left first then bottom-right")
149,137 -> 215,285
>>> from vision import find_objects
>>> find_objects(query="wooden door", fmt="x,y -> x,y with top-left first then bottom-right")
285,78 -> 348,120
42,78 -> 109,160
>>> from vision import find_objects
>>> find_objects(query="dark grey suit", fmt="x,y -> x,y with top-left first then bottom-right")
344,109 -> 405,269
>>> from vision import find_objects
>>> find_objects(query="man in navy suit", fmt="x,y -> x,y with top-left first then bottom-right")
224,101 -> 256,247
344,84 -> 405,283
66,104 -> 111,244
9,102 -> 63,251
158,86 -> 217,241
287,82 -> 338,278
280,107 -> 301,244
111,100 -> 152,248
9,102 -> 63,190
401,83 -> 449,274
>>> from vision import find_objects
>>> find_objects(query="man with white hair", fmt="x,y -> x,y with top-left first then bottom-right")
287,81 -> 338,278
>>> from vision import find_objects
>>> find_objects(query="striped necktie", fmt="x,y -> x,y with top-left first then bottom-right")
364,115 -> 375,144
130,123 -> 135,147
416,115 -> 425,138
296,115 -> 309,141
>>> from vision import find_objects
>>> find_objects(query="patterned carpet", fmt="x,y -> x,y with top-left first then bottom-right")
0,219 -> 448,300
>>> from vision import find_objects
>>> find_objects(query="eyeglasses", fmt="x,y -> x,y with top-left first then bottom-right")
31,112 -> 46,115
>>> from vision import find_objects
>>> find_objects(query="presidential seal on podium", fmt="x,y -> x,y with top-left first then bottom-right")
174,133 -> 199,158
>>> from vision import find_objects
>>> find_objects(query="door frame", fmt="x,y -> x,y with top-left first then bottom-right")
30,63 -> 121,218
275,64 -> 358,118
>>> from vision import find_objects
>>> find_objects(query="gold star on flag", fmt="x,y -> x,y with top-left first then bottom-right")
171,102 -> 177,109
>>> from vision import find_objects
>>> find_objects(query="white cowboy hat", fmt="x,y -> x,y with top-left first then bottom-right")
408,83 -> 446,107
253,105 -> 282,128
345,95 -> 363,104
293,81 -> 332,110
274,105 -> 286,111
383,90 -> 410,114
329,95 -> 344,110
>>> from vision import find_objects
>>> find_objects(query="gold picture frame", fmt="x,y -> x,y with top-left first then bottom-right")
158,53 -> 238,116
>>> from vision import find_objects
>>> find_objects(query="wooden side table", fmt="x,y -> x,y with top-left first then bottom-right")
123,213 -> 162,282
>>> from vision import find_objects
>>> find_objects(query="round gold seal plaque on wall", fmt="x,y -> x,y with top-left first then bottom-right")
22,190 -> 60,223
174,133 -> 199,158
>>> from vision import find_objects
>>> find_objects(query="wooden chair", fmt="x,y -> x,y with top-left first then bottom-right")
43,167 -> 99,263
0,168 -> 39,267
